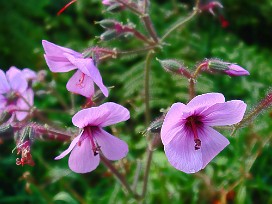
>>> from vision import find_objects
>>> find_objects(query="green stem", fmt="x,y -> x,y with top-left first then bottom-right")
188,62 -> 207,100
160,0 -> 200,42
100,156 -> 140,199
115,0 -> 142,15
144,51 -> 154,125
141,137 -> 154,198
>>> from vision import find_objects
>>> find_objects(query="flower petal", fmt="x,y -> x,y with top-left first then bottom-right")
198,126 -> 230,168
68,136 -> 100,173
0,70 -> 10,94
22,68 -> 37,81
187,93 -> 225,110
66,70 -> 95,98
161,102 -> 186,145
0,95 -> 7,109
93,128 -> 128,160
64,54 -> 109,97
44,55 -> 77,73
15,89 -> 34,121
97,102 -> 130,127
55,133 -> 82,160
201,100 -> 247,126
164,128 -> 203,174
6,69 -> 27,93
72,102 -> 129,128
42,40 -> 82,58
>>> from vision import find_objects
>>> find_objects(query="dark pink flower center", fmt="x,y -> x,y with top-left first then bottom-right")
83,127 -> 100,156
186,115 -> 203,150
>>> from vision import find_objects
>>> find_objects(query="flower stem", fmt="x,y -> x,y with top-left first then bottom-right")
100,156 -> 140,199
142,14 -> 159,43
115,0 -> 142,15
188,62 -> 207,100
160,0 -> 200,42
144,51 -> 154,125
141,136 -> 154,198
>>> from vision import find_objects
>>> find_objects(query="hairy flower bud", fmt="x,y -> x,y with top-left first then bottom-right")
100,30 -> 119,41
157,58 -> 192,78
96,19 -> 118,29
208,60 -> 249,76
0,111 -> 13,125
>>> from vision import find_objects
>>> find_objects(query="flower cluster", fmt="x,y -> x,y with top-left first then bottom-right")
42,40 -> 129,173
0,67 -> 35,122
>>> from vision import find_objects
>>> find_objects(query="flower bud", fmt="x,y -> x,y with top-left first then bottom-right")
147,117 -> 164,133
157,58 -> 191,78
106,3 -> 124,12
0,124 -> 14,138
96,19 -> 118,29
100,30 -> 119,41
0,111 -> 13,125
208,60 -> 249,76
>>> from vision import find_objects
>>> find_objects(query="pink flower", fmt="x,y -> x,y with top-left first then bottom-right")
0,67 -> 34,121
161,93 -> 247,174
42,40 -> 108,98
55,102 -> 130,173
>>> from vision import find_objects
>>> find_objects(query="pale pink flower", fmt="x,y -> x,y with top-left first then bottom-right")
42,40 -> 108,98
55,102 -> 129,173
0,67 -> 34,121
161,93 -> 247,174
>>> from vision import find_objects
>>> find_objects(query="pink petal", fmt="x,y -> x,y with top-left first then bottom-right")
0,95 -> 7,109
198,126 -> 230,168
55,133 -> 82,160
72,102 -> 129,128
201,100 -> 247,126
42,40 -> 82,58
7,69 -> 27,93
66,70 -> 95,98
64,54 -> 109,97
187,93 -> 225,110
164,128 -> 203,174
15,89 -> 34,121
44,55 -> 77,73
93,128 -> 128,160
161,103 -> 186,145
68,136 -> 100,173
97,102 -> 130,127
0,70 -> 10,94
22,68 -> 37,81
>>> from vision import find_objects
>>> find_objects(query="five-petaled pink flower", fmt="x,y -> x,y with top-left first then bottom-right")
161,93 -> 246,174
42,40 -> 108,98
0,67 -> 34,121
55,102 -> 130,173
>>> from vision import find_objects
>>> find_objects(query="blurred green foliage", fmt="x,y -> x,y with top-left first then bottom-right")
0,0 -> 271,203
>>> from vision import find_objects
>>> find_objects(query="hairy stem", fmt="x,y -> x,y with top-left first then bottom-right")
100,156 -> 140,199
144,51 -> 154,125
161,0 -> 200,42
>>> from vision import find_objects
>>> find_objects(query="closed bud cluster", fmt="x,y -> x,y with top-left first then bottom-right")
157,58 -> 192,78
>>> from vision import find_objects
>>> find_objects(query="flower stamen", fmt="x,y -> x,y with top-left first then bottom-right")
76,73 -> 86,88
189,117 -> 201,150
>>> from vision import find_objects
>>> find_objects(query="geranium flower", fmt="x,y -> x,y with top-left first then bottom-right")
42,40 -> 108,98
55,102 -> 130,173
161,93 -> 247,173
0,67 -> 34,121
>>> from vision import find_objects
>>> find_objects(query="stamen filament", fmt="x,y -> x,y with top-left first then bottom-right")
189,117 -> 201,150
